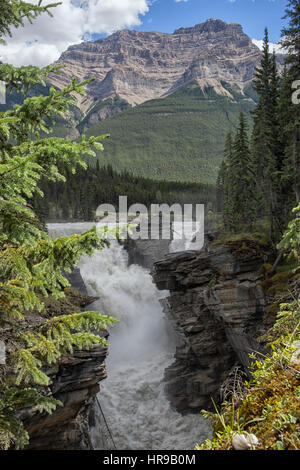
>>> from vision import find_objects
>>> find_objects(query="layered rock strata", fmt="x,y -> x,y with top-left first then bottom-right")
153,236 -> 270,413
18,289 -> 108,450
22,340 -> 108,450
49,19 -> 263,111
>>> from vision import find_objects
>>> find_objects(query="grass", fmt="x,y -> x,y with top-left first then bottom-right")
211,219 -> 272,253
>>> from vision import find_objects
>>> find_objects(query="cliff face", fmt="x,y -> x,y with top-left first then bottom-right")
123,218 -> 171,270
18,281 -> 108,450
21,341 -> 108,450
49,18 -> 262,111
153,235 -> 271,413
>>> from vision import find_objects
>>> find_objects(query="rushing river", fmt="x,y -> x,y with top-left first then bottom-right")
47,222 -> 210,450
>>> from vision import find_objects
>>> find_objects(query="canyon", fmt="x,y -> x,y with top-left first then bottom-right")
153,232 -> 271,413
11,20 -> 278,448
21,224 -> 272,449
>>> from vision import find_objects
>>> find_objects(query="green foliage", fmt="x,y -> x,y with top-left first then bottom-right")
197,206 -> 300,451
272,300 -> 300,342
0,0 -> 60,45
0,382 -> 61,450
0,76 -> 109,245
12,311 -> 116,386
0,1 -> 117,449
82,81 -> 256,185
278,203 -> 300,262
217,113 -> 256,232
34,163 -> 216,222
217,5 -> 300,242
280,0 -> 300,204
281,0 -> 300,76
197,301 -> 300,450
0,228 -> 110,323
250,30 -> 283,239
211,231 -> 270,252
198,346 -> 300,450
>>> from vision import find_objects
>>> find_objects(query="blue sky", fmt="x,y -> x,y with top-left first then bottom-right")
0,0 -> 289,67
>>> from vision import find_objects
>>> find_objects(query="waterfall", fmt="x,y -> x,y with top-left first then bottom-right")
47,222 -> 211,450
169,220 -> 204,253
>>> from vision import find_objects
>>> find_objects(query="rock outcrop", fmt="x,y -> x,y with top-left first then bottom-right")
49,19 -> 263,112
18,286 -> 108,450
64,267 -> 88,296
123,217 -> 172,270
153,234 -> 271,413
124,236 -> 170,270
21,340 -> 108,450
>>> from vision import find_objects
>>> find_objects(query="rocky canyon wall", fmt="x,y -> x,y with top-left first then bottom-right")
22,340 -> 108,450
152,234 -> 271,413
21,232 -> 273,448
19,283 -> 108,450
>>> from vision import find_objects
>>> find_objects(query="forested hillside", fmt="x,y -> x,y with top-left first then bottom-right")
33,164 -> 216,222
0,79 -> 257,185
82,82 -> 256,184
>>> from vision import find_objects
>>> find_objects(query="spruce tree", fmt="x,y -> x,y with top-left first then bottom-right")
0,1 -> 116,449
281,0 -> 300,77
281,0 -> 300,203
251,28 -> 282,240
230,112 -> 256,231
277,65 -> 296,221
217,132 -> 235,229
218,115 -> 256,232
216,160 -> 225,212
218,3 -> 300,239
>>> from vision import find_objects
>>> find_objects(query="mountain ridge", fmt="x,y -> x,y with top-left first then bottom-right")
49,18 -> 263,113
2,19 -> 285,184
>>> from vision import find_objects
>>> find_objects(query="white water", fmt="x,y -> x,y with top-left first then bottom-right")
48,222 -> 211,450
170,220 -> 204,253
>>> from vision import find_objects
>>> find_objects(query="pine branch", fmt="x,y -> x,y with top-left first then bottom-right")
0,1 -> 61,43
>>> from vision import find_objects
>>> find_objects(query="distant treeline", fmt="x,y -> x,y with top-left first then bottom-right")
34,163 -> 216,222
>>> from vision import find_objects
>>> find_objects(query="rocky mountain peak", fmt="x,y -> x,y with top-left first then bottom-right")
49,18 -> 262,112
173,18 -> 242,35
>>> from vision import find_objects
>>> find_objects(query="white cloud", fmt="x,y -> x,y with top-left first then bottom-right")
252,38 -> 286,54
0,0 -> 150,67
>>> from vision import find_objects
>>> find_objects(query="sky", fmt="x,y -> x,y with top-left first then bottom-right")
0,0 -> 288,67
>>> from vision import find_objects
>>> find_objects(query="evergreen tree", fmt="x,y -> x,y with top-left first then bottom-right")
0,1 -> 116,449
251,28 -> 282,240
280,0 -> 300,203
217,2 -> 299,241
217,133 -> 235,229
281,0 -> 300,77
218,116 -> 256,232
230,112 -> 256,231
216,160 -> 226,213
277,65 -> 296,221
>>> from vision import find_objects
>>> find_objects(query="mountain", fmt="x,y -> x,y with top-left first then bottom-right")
50,18 -> 261,111
4,19 -> 285,184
